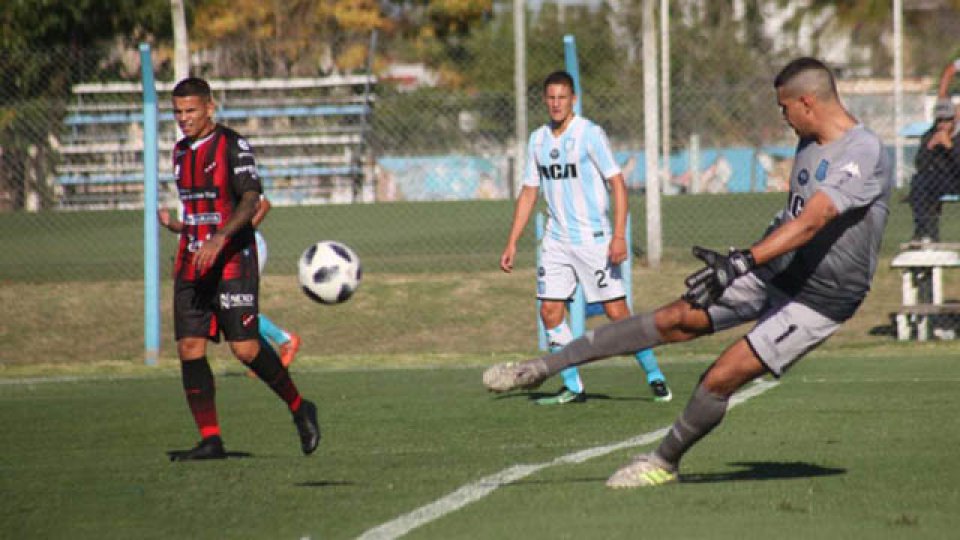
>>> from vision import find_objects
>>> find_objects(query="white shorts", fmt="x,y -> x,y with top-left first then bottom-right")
255,230 -> 268,275
708,272 -> 841,377
537,235 -> 626,303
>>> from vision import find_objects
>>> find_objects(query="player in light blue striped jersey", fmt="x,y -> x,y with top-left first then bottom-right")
500,70 -> 670,405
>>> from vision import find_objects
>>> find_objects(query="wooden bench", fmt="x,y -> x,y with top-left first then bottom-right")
890,248 -> 960,340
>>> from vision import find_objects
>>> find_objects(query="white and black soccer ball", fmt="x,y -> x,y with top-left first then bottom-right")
297,241 -> 362,304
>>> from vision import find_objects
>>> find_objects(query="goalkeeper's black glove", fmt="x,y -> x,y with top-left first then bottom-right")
681,246 -> 755,309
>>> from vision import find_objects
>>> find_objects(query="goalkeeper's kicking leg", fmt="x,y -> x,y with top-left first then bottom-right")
482,298 -> 710,394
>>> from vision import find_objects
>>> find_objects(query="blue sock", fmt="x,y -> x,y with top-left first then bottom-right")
259,314 -> 290,347
546,322 -> 583,394
635,348 -> 665,384
560,367 -> 584,394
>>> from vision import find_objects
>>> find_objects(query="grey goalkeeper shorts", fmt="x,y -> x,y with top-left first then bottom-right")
707,272 -> 841,377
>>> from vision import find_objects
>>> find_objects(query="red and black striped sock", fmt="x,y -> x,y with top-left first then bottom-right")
181,356 -> 220,439
249,338 -> 302,413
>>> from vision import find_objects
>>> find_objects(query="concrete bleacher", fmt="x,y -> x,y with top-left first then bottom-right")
55,75 -> 376,209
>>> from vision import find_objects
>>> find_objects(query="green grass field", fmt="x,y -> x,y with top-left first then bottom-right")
2,352 -> 959,539
1,189 -> 948,282
3,191 -> 960,538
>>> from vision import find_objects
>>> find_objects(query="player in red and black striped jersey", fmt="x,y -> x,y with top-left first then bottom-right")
158,77 -> 319,461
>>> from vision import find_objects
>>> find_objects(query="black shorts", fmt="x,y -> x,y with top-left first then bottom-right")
174,273 -> 259,342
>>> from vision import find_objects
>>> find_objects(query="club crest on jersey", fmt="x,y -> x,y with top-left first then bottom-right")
797,169 -> 809,186
539,163 -> 578,180
815,160 -> 829,182
840,161 -> 860,178
550,148 -> 560,160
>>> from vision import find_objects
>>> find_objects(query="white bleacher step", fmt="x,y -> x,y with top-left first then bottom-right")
59,133 -> 363,155
71,75 -> 376,94
65,104 -> 371,126
56,165 -> 362,186
66,94 -> 375,114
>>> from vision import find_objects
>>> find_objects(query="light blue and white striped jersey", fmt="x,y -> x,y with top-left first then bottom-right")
523,116 -> 621,245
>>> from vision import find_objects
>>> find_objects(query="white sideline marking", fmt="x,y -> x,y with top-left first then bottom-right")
357,379 -> 779,540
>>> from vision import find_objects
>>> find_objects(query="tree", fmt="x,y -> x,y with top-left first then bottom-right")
0,0 -> 171,210
189,0 -> 391,77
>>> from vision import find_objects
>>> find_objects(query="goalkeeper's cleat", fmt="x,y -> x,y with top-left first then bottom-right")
279,332 -> 301,368
293,399 -> 321,456
536,387 -> 586,405
482,360 -> 548,393
169,435 -> 227,462
649,380 -> 673,402
606,453 -> 678,489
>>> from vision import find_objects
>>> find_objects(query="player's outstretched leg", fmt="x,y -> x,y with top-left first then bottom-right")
484,312 -> 663,393
635,349 -> 672,402
248,338 -> 321,455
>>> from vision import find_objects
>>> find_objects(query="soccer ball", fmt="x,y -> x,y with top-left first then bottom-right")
297,241 -> 362,304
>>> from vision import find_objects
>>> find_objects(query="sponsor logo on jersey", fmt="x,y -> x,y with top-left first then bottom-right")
180,189 -> 219,201
797,169 -> 809,186
183,213 -> 222,225
539,163 -> 578,180
220,293 -> 255,309
815,159 -> 829,182
233,164 -> 257,175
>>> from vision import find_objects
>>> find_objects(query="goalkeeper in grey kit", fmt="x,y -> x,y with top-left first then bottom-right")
483,56 -> 894,488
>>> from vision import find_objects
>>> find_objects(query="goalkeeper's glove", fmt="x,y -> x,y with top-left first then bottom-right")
681,246 -> 755,309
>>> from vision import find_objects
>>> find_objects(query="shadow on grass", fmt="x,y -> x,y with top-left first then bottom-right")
681,461 -> 846,483
491,391 -> 655,403
511,461 -> 845,487
165,449 -> 253,461
295,481 -> 356,488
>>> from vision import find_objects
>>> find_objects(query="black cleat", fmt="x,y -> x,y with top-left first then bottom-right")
649,380 -> 673,402
293,399 -> 321,455
169,435 -> 227,462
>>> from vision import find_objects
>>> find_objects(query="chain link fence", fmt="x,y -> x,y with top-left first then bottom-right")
3,4 -> 960,360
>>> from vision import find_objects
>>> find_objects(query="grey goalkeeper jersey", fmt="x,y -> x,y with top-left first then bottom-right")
766,124 -> 893,321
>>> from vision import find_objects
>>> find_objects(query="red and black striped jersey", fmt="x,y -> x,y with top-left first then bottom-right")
172,124 -> 263,281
